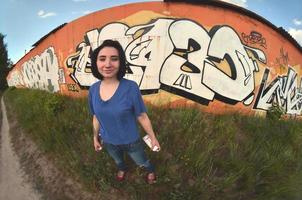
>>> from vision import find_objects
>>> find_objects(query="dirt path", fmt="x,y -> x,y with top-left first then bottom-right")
0,97 -> 42,200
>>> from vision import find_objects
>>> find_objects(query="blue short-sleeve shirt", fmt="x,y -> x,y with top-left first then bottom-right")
88,78 -> 147,145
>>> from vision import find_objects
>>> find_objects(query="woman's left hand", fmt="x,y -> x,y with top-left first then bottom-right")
137,113 -> 161,151
150,135 -> 161,151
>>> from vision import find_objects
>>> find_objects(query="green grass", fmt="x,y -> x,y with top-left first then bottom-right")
3,87 -> 302,200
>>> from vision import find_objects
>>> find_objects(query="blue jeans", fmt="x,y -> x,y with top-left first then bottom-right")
103,139 -> 155,173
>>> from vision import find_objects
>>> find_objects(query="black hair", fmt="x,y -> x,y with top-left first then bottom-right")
90,39 -> 126,80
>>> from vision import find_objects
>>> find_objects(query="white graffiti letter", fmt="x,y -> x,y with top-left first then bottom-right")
160,19 -> 214,102
202,26 -> 260,105
125,19 -> 174,89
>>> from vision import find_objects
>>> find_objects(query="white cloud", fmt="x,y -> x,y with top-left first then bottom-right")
293,18 -> 302,26
219,0 -> 248,8
41,12 -> 56,18
288,28 -> 302,46
37,10 -> 56,18
73,0 -> 87,2
38,10 -> 45,16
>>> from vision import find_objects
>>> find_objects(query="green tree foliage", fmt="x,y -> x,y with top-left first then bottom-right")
0,33 -> 11,91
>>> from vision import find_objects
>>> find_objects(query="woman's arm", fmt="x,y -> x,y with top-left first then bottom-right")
93,115 -> 102,151
137,113 -> 161,150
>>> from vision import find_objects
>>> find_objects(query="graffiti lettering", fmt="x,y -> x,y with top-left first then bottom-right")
161,21 -> 264,105
67,84 -> 79,92
21,47 -> 60,92
58,68 -> 66,84
67,18 -> 266,106
66,23 -> 131,88
253,67 -> 302,115
160,19 -> 214,103
63,18 -> 302,115
242,31 -> 267,48
7,71 -> 24,87
275,47 -> 290,68
202,26 -> 260,105
66,42 -> 96,88
7,16 -> 302,116
125,19 -> 174,90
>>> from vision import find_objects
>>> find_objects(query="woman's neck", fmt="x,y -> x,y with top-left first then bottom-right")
102,77 -> 119,85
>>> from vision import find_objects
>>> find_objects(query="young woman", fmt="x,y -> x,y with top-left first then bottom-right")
88,39 -> 160,184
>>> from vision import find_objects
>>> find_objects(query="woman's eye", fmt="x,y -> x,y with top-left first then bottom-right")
111,57 -> 119,61
99,58 -> 106,62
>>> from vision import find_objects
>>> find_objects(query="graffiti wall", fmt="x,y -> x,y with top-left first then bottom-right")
7,1 -> 302,116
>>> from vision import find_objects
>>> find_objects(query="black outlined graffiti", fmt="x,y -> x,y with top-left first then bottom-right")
125,18 -> 175,91
21,47 -> 60,92
65,17 -> 302,115
66,22 -> 134,89
160,20 -> 265,105
160,19 -> 214,104
242,31 -> 267,48
66,42 -> 94,89
204,26 -> 263,105
253,67 -> 302,115
66,18 -> 266,106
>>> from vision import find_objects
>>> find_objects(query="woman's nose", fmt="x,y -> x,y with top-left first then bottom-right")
104,59 -> 111,67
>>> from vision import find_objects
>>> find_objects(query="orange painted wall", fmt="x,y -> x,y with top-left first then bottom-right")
7,1 -> 302,115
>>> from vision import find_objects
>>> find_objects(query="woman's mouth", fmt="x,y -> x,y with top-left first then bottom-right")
104,70 -> 114,73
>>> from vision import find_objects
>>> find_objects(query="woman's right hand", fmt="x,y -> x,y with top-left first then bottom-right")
93,137 -> 102,152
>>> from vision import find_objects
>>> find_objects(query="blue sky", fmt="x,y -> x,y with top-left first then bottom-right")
0,0 -> 301,64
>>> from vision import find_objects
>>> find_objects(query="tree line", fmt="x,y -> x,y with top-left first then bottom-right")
0,33 -> 12,92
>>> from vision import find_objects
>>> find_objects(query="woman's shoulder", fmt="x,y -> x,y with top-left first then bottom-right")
122,78 -> 139,88
89,80 -> 101,92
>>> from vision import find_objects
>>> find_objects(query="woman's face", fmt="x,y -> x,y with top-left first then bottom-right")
97,47 -> 120,79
